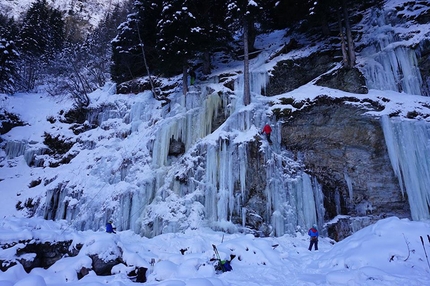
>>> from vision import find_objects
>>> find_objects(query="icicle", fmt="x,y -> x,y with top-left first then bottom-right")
344,172 -> 353,203
233,69 -> 269,111
152,89 -> 223,168
360,9 -> 423,95
381,116 -> 430,220
294,173 -> 318,231
5,140 -> 27,159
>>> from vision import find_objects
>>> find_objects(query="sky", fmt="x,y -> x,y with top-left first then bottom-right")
1,0 -> 430,285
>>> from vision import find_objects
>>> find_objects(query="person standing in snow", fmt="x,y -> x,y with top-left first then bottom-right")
261,124 -> 273,144
308,224 -> 318,251
189,69 -> 196,86
106,220 -> 116,233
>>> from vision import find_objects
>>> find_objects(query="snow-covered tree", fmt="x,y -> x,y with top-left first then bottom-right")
111,0 -> 162,83
16,0 -> 65,91
18,0 -> 64,57
0,14 -> 19,94
227,0 -> 264,105
156,0 -> 199,77
0,39 -> 19,94
186,0 -> 231,75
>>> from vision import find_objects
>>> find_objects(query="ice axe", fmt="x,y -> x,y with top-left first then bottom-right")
212,244 -> 221,261
420,236 -> 430,270
212,244 -> 232,272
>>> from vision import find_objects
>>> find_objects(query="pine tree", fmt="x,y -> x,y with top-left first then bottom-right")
226,0 -> 264,105
0,14 -> 19,94
156,0 -> 199,77
111,0 -> 162,83
16,0 -> 65,90
188,0 -> 231,75
0,39 -> 19,94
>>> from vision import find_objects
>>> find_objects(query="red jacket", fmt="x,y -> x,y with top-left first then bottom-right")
262,124 -> 272,134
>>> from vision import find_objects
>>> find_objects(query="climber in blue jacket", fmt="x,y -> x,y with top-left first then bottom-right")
106,220 -> 116,233
308,224 -> 318,251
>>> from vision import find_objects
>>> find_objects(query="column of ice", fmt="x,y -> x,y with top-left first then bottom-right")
205,143 -> 219,222
344,172 -> 353,203
217,139 -> 233,221
360,9 -> 423,95
204,138 -> 245,226
381,116 -> 430,220
233,64 -> 269,111
264,147 -> 324,236
152,90 -> 223,168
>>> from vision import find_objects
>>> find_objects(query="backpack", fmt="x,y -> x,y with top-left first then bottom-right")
221,260 -> 232,272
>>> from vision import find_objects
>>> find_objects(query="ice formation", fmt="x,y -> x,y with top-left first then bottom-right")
381,116 -> 430,220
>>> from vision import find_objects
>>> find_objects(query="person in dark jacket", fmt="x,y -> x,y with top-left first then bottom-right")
189,69 -> 196,85
261,124 -> 273,144
308,224 -> 318,251
106,220 -> 116,233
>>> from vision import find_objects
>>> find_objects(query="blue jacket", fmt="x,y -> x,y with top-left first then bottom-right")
308,227 -> 318,238
106,223 -> 116,233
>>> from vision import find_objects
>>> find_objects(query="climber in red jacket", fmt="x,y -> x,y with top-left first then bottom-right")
261,124 -> 273,144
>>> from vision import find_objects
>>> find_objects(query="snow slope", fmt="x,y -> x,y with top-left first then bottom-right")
0,216 -> 429,285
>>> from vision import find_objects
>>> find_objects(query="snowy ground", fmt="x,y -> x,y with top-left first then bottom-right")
0,216 -> 429,285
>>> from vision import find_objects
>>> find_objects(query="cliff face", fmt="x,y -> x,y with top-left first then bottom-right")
277,97 -> 411,239
282,98 -> 406,214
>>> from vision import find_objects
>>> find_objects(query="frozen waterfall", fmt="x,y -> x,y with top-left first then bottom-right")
135,68 -> 325,237
360,9 -> 423,95
382,116 -> 430,220
36,65 -> 325,237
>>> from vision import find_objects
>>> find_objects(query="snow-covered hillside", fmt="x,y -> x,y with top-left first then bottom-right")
0,0 -> 127,28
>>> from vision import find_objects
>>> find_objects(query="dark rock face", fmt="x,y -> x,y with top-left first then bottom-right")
14,241 -> 79,272
169,138 -> 185,156
279,97 -> 409,233
2,240 -> 147,280
0,110 -> 25,135
90,254 -> 123,276
316,67 -> 369,94
265,51 -> 337,96
419,38 -> 430,96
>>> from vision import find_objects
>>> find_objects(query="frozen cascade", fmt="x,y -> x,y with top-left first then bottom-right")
264,148 -> 323,236
40,69 -> 325,236
4,140 -> 46,166
152,88 -> 222,168
360,8 -> 423,95
136,68 -> 325,236
381,116 -> 430,220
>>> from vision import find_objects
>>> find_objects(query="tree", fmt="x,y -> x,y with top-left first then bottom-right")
16,0 -> 65,90
18,0 -> 64,57
111,0 -> 162,83
157,0 -> 198,91
46,4 -> 129,107
187,0 -> 231,75
307,0 -> 384,68
0,39 -> 19,94
265,1 -> 310,30
227,0 -> 264,105
0,14 -> 19,94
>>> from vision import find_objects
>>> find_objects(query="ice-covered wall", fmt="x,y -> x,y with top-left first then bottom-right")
134,70 -> 325,237
360,9 -> 423,95
34,67 -> 324,237
381,116 -> 430,220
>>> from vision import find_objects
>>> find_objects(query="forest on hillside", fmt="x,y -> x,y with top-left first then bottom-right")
0,0 -> 381,103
